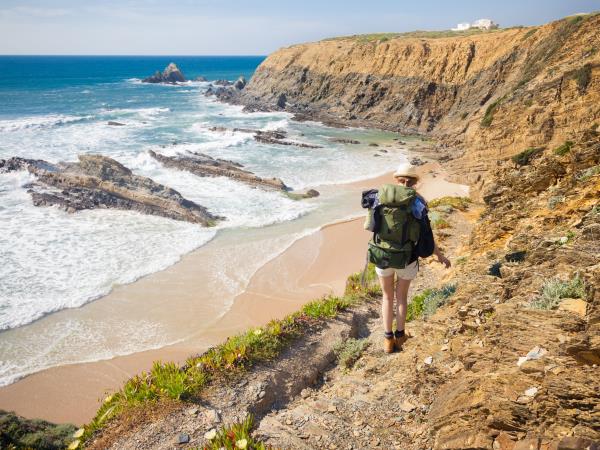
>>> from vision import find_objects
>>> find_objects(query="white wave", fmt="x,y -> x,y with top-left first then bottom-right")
0,175 -> 217,331
0,114 -> 93,133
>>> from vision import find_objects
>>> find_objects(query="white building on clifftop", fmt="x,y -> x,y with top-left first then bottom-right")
452,18 -> 499,31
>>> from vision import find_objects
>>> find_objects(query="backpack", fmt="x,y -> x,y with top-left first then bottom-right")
367,184 -> 421,269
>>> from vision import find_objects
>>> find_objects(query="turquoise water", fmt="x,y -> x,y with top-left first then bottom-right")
0,56 -> 408,385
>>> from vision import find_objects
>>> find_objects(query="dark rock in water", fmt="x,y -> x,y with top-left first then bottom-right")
254,130 -> 321,148
330,138 -> 360,145
1,155 -> 219,225
213,79 -> 233,86
107,121 -> 126,126
208,126 -> 322,149
234,76 -> 247,90
195,75 -> 208,82
286,188 -> 321,200
369,142 -> 379,147
142,63 -> 186,84
148,149 -> 289,191
276,93 -> 287,109
304,189 -> 320,198
410,157 -> 426,166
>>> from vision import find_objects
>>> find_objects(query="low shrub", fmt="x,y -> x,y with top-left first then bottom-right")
334,338 -> 370,369
577,165 -> 600,182
530,275 -> 586,310
200,415 -> 269,450
407,284 -> 456,321
573,64 -> 592,94
481,97 -> 503,127
522,28 -> 537,40
429,196 -> 471,211
511,147 -> 545,166
553,141 -> 574,156
548,195 -> 565,209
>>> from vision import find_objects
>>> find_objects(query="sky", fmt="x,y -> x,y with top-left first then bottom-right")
0,0 -> 598,55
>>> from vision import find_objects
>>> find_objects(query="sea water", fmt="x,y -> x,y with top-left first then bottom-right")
0,56 -> 408,385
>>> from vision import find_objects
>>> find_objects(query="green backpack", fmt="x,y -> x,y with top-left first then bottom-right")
368,184 -> 421,269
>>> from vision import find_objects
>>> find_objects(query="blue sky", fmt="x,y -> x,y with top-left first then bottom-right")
1,0 -> 598,55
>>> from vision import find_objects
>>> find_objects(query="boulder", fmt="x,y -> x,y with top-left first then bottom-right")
142,63 -> 186,83
276,93 -> 287,109
195,75 -> 208,82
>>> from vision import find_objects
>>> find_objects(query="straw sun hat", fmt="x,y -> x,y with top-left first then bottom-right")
393,163 -> 420,181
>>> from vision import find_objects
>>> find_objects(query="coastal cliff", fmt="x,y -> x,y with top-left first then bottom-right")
235,14 -> 600,192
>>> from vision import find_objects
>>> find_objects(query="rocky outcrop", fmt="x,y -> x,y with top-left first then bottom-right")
0,155 -> 219,225
228,15 -> 600,196
233,76 -> 247,90
143,63 -> 186,84
208,126 -> 323,149
148,150 -> 289,191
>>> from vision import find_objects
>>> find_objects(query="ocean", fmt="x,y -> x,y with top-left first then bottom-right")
0,56 -> 408,386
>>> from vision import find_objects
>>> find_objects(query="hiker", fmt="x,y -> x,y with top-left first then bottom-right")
362,163 -> 451,353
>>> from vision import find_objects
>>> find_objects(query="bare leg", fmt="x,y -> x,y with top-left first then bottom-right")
395,278 -> 412,332
379,275 -> 395,333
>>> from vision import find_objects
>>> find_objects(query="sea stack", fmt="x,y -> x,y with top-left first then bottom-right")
142,63 -> 186,84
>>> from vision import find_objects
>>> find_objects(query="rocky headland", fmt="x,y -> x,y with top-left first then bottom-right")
0,154 -> 219,225
213,14 -> 599,198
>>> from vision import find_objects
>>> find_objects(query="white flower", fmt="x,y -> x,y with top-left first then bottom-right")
204,429 -> 217,440
68,441 -> 80,450
236,438 -> 248,449
73,428 -> 85,438
254,329 -> 263,336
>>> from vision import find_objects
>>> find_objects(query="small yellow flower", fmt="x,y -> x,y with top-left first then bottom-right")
68,440 -> 80,450
204,429 -> 217,440
236,438 -> 248,449
73,428 -> 85,438
254,329 -> 263,336
104,394 -> 113,403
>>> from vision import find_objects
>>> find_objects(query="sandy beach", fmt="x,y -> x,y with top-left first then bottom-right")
0,162 -> 468,425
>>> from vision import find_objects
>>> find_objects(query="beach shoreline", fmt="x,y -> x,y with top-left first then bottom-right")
0,161 -> 468,425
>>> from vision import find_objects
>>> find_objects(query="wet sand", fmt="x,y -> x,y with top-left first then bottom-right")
0,162 -> 468,425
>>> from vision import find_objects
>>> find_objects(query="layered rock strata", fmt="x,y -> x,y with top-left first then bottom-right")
223,15 -> 600,195
0,154 -> 218,225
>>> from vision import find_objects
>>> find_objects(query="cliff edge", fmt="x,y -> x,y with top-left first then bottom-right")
234,14 -> 599,194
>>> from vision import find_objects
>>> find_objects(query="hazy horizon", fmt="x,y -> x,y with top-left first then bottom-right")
1,0 -> 599,55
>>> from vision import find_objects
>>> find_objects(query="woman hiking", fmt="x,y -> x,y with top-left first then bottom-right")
363,163 -> 451,353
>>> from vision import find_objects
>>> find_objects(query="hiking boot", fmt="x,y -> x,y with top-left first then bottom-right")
395,331 -> 409,350
384,337 -> 395,354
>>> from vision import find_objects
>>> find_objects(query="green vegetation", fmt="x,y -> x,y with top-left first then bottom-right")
455,256 -> 469,265
577,165 -> 600,182
428,211 -> 450,229
573,64 -> 592,94
511,147 -> 545,166
80,270 -> 381,445
196,415 -> 268,450
522,28 -> 537,40
553,141 -> 574,156
530,275 -> 586,310
481,96 -> 504,127
548,195 -> 565,209
324,28 -> 501,43
429,196 -> 471,211
334,338 -> 370,369
407,284 -> 457,321
0,410 -> 77,450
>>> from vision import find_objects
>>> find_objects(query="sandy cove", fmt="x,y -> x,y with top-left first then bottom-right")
0,162 -> 468,425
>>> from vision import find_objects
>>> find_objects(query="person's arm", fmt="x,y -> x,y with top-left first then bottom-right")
433,244 -> 451,268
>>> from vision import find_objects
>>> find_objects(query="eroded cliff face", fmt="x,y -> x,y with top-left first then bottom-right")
238,14 -> 600,192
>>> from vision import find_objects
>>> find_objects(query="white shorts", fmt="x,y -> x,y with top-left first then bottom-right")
375,260 -> 418,280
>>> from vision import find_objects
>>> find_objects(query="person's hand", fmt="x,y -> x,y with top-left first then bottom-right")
437,254 -> 451,268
